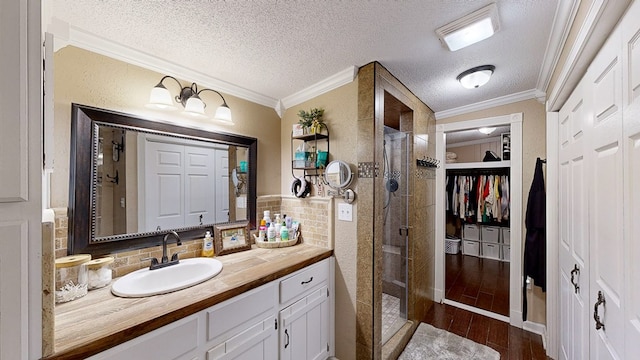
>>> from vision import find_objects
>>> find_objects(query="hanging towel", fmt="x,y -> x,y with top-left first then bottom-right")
523,158 -> 546,321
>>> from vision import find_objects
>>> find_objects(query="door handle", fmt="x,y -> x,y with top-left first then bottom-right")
593,291 -> 606,331
284,329 -> 290,349
570,264 -> 580,294
301,277 -> 313,285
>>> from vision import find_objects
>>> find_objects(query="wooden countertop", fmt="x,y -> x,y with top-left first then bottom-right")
47,244 -> 332,360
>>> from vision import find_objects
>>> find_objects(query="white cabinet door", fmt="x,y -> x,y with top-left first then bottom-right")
558,81 -> 590,360
184,145 -> 216,226
621,1 -> 640,358
143,140 -> 185,231
558,5 -> 640,358
586,27 -> 626,360
214,149 -> 230,223
279,285 -> 330,360
207,315 -> 277,360
88,315 -> 201,360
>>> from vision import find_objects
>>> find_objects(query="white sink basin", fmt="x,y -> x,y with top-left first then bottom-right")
111,258 -> 223,298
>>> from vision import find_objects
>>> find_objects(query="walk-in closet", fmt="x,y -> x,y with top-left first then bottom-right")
435,113 -> 523,326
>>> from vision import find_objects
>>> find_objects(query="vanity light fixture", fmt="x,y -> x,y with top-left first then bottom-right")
436,3 -> 500,51
478,127 -> 496,135
456,65 -> 495,89
147,75 -> 232,123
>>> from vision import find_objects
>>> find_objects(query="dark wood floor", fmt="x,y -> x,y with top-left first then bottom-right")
422,303 -> 549,360
446,253 -> 510,316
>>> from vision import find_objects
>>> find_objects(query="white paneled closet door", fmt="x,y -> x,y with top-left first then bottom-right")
622,1 -> 640,357
557,2 -> 640,358
558,82 -> 590,360
586,27 -> 625,360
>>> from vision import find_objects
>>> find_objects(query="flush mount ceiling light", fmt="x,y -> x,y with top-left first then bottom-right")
435,3 -> 500,52
147,75 -> 232,123
456,65 -> 495,89
478,127 -> 496,135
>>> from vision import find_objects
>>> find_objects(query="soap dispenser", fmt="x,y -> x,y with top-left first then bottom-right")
202,231 -> 215,257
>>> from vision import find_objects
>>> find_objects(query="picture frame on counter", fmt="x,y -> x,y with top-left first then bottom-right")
214,221 -> 251,256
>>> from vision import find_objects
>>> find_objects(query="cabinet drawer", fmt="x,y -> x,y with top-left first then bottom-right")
207,282 -> 277,343
280,258 -> 329,304
502,228 -> 510,244
482,243 -> 500,260
481,226 -> 501,243
501,245 -> 510,262
463,224 -> 480,241
462,240 -> 480,257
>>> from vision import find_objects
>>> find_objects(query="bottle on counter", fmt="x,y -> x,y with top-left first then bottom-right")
258,219 -> 267,242
267,222 -> 277,242
274,214 -> 282,238
202,230 -> 215,257
284,214 -> 292,230
263,210 -> 272,228
280,224 -> 289,241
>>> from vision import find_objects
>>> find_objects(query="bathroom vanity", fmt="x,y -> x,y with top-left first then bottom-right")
47,245 -> 334,360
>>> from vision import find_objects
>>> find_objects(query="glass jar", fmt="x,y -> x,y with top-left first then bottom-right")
55,254 -> 91,303
84,256 -> 114,290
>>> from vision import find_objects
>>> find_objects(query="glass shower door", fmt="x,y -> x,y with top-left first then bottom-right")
381,126 -> 409,344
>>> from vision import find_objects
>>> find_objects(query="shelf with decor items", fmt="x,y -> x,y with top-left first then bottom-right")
290,124 -> 330,179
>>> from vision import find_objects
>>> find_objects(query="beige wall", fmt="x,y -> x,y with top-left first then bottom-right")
438,98 -> 547,324
51,46 -> 282,210
280,82 -> 359,359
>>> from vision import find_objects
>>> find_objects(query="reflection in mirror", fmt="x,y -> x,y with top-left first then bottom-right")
69,104 -> 257,256
95,126 -> 250,237
324,160 -> 353,189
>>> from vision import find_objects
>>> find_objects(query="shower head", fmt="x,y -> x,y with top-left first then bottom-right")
386,179 -> 399,193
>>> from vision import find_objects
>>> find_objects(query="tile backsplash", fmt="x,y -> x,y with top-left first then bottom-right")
52,195 -> 333,278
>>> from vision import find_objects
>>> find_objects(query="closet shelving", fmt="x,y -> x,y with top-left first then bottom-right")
446,160 -> 511,262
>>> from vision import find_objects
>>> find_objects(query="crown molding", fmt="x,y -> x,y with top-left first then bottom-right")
546,0 -> 630,111
536,0 -> 581,94
280,66 -> 358,110
435,89 -> 545,120
47,19 -> 280,110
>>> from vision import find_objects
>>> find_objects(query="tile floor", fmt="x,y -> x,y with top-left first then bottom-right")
422,303 -> 549,360
382,293 -> 401,336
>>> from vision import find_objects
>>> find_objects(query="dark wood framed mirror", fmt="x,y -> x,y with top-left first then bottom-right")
68,104 -> 257,256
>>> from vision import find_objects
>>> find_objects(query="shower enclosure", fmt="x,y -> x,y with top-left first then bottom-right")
381,126 -> 409,344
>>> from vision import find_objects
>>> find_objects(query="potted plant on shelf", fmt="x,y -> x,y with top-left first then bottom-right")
297,108 -> 325,134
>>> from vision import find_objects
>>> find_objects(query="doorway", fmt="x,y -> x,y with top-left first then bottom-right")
435,113 -> 524,326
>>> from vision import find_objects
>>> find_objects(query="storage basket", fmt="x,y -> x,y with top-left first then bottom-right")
445,238 -> 461,254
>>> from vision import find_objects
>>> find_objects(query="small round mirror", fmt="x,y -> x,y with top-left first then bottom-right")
324,160 -> 352,189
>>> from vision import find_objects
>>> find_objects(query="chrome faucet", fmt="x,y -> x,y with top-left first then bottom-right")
144,231 -> 183,270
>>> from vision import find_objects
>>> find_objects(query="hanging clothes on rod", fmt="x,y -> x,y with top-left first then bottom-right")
445,167 -> 510,224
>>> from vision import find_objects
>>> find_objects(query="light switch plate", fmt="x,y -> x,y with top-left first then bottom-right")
338,203 -> 353,222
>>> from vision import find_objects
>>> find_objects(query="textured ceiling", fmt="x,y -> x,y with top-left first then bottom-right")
51,0 -> 560,114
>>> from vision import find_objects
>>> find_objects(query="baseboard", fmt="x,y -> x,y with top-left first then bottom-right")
523,321 -> 547,349
443,299 -> 510,323
509,309 -> 523,328
434,288 -> 444,303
